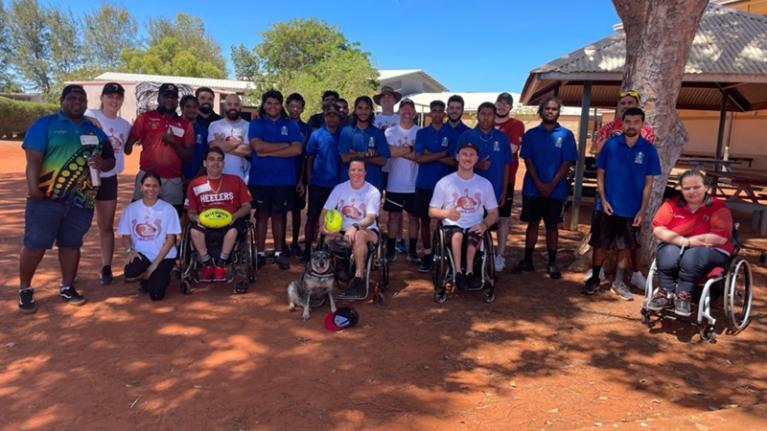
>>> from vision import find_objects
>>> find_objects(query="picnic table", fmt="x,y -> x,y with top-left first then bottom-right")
677,157 -> 745,172
707,170 -> 767,203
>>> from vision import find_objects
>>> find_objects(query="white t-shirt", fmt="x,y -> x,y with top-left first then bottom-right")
385,124 -> 420,193
117,199 -> 182,261
86,109 -> 131,178
208,118 -> 250,182
376,113 -> 400,173
323,180 -> 381,231
430,172 -> 498,229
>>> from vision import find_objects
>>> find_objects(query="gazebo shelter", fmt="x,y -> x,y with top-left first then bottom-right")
519,3 -> 767,228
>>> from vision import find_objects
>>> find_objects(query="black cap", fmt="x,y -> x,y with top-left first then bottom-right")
101,82 -> 124,96
323,102 -> 341,116
458,142 -> 479,153
61,84 -> 86,99
158,83 -> 179,97
496,92 -> 514,105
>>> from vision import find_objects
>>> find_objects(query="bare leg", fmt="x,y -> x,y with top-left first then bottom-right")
451,232 -> 463,274
388,211 -> 402,242
465,243 -> 477,271
525,222 -> 539,249
95,199 -> 116,267
255,210 -> 269,251
545,223 -> 558,253
497,217 -> 510,256
58,247 -> 81,287
221,227 -> 238,256
407,212 -> 419,246
19,247 -> 46,289
190,229 -> 208,257
272,212 -> 286,252
420,217 -> 431,251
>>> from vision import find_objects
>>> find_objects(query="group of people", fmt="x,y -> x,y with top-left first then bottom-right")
18,82 -> 737,318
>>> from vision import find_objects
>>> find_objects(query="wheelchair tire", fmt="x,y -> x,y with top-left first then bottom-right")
434,290 -> 448,304
234,281 -> 248,294
431,227 -> 452,293
373,292 -> 385,305
246,223 -> 258,282
723,255 -> 753,333
379,233 -> 390,290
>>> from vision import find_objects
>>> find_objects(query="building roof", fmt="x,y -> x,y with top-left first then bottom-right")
520,3 -> 767,111
378,69 -> 449,92
91,72 -> 256,92
400,91 -> 585,115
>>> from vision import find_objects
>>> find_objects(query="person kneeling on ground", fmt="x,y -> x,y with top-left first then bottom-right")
118,172 -> 181,300
185,147 -> 253,281
319,158 -> 381,296
429,142 -> 499,294
647,169 -> 734,317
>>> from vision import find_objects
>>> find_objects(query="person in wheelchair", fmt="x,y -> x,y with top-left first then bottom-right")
185,147 -> 252,282
319,157 -> 381,296
429,142 -> 499,292
647,169 -> 734,316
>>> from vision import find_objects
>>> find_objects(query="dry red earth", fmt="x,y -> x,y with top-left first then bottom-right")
1,140 -> 766,430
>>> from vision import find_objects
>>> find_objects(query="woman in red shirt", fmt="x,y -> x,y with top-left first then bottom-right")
647,169 -> 733,316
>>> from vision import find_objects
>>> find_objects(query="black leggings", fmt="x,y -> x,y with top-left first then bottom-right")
124,254 -> 176,301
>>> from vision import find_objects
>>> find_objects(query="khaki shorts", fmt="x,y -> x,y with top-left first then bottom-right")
133,170 -> 185,206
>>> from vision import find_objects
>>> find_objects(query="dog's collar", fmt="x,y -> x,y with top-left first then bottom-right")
307,270 -> 334,279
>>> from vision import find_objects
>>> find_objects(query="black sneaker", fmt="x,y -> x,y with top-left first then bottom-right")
290,243 -> 304,259
418,254 -> 434,273
19,288 -> 37,314
346,277 -> 365,297
455,272 -> 468,290
466,273 -> 482,290
386,247 -> 396,263
395,239 -> 407,254
59,285 -> 86,306
407,252 -> 421,264
257,254 -> 267,269
281,246 -> 292,257
582,277 -> 600,295
512,259 -> 535,273
275,253 -> 290,270
674,297 -> 692,317
100,265 -> 113,285
546,263 -> 562,279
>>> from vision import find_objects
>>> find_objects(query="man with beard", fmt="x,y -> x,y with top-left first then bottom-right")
493,92 -> 525,272
308,90 -> 339,130
195,87 -> 222,130
514,97 -> 577,278
126,83 -> 194,214
337,98 -> 350,124
180,95 -> 208,186
208,94 -> 251,183
583,108 -> 660,299
284,93 -> 312,258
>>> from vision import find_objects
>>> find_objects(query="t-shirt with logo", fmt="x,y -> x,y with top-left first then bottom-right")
184,174 -> 252,215
454,127 -> 513,202
208,118 -> 250,182
376,113 -> 400,174
182,121 -> 209,180
446,121 -> 471,151
595,134 -> 661,218
338,124 -> 390,190
430,172 -> 498,229
22,113 -> 114,209
415,123 -> 453,190
130,110 -> 194,179
520,123 -> 578,200
248,116 -> 303,187
85,109 -> 131,178
117,198 -> 181,261
652,196 -> 734,254
385,124 -> 420,193
495,117 -> 525,185
293,119 -> 312,183
323,180 -> 381,231
306,126 -> 342,188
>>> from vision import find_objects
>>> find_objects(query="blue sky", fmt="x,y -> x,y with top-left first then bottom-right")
62,0 -> 621,92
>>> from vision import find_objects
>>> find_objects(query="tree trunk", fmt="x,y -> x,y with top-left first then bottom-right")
612,0 -> 708,265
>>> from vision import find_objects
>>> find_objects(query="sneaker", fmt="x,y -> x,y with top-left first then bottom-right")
630,271 -> 647,292
59,285 -> 86,306
646,289 -> 669,311
385,247 -> 396,263
546,262 -> 562,279
674,294 -> 692,317
418,254 -> 434,273
290,243 -> 304,259
584,267 -> 606,282
395,239 -> 407,254
100,265 -> 113,285
213,265 -> 227,282
346,277 -> 365,297
511,259 -> 534,273
494,254 -> 506,272
466,273 -> 482,290
257,254 -> 266,269
611,281 -> 634,301
275,253 -> 290,270
455,272 -> 468,290
281,246 -> 292,257
407,252 -> 421,264
19,288 -> 37,314
200,264 -> 214,282
582,277 -> 599,295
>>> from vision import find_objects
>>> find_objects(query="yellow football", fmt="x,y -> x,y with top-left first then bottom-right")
324,209 -> 343,233
199,208 -> 233,229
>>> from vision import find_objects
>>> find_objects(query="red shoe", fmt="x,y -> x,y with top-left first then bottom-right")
213,265 -> 227,282
200,264 -> 214,282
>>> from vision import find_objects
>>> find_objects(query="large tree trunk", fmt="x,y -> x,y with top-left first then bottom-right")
612,0 -> 708,264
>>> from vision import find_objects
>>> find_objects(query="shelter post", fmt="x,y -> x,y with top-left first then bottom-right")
570,80 -> 592,230
715,89 -> 727,170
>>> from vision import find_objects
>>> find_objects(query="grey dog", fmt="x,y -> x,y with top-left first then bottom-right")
288,249 -> 337,320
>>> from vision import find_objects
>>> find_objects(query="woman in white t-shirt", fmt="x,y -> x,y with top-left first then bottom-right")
320,158 -> 381,295
117,172 -> 182,301
86,82 -> 133,286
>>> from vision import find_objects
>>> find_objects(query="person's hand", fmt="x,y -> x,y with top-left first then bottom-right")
126,250 -> 141,264
446,207 -> 461,221
469,223 -> 487,235
478,157 -> 491,170
688,236 -> 711,248
28,188 -> 44,202
602,200 -> 614,216
145,262 -> 159,279
632,212 -> 645,227
162,130 -> 177,145
87,154 -> 104,171
539,182 -> 555,198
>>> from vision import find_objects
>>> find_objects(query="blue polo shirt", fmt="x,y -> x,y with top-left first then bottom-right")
446,121 -> 470,155
453,127 -> 512,201
338,124 -> 390,190
248,116 -> 303,186
520,123 -> 578,200
23,113 -> 113,209
415,124 -> 452,190
306,126 -> 342,188
293,119 -> 312,182
595,135 -> 661,218
182,121 -> 209,180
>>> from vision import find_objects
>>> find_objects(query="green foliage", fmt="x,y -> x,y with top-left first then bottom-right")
83,3 -> 138,68
0,96 -> 58,139
0,3 -> 21,92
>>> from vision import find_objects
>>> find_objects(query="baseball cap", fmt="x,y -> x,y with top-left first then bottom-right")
324,306 -> 359,332
323,102 -> 341,116
101,82 -> 125,96
496,92 -> 514,105
458,142 -> 479,153
158,83 -> 179,96
399,98 -> 415,109
61,84 -> 86,99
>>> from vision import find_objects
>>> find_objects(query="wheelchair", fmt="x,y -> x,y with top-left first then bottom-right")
322,230 -> 390,305
178,219 -> 258,295
431,224 -> 496,304
640,224 -> 754,342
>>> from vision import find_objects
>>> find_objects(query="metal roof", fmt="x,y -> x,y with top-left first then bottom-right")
378,69 -> 449,92
520,3 -> 767,111
93,72 -> 256,92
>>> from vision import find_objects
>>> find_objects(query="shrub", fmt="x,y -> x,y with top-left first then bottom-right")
0,96 -> 59,139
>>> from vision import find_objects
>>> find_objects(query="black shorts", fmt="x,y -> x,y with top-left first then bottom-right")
411,188 -> 434,219
292,184 -> 307,212
384,192 -> 416,213
444,225 -> 482,248
191,217 -> 248,255
520,195 -> 564,226
498,190 -> 514,218
249,185 -> 294,214
307,184 -> 333,218
96,175 -> 118,201
589,212 -> 640,250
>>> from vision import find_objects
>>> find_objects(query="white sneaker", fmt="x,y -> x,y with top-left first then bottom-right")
583,267 -> 606,282
630,271 -> 647,292
494,254 -> 506,272
611,281 -> 634,301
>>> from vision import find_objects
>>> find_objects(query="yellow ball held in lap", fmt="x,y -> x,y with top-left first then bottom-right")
199,208 -> 233,229
324,209 -> 343,233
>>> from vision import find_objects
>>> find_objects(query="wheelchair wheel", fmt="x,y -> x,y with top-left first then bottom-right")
723,255 -> 753,333
481,231 -> 496,288
431,226 -> 452,296
178,225 -> 194,277
245,223 -> 258,282
700,323 -> 717,343
379,233 -> 390,290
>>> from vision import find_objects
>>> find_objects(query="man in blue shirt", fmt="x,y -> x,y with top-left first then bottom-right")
304,103 -> 343,257
338,96 -> 390,191
285,92 -> 312,258
248,90 -> 303,270
180,95 -> 209,185
446,95 -> 470,148
19,85 -> 116,313
584,107 -> 660,298
514,96 -> 578,278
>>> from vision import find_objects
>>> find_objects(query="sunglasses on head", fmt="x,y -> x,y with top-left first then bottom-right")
619,90 -> 641,101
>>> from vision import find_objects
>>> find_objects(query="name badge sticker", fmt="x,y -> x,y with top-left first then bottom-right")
170,125 -> 185,137
80,135 -> 99,146
193,182 -> 213,196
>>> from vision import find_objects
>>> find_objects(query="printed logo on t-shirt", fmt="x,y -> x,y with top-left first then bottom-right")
281,125 -> 288,136
133,217 -> 162,241
441,137 -> 449,148
493,141 -> 500,152
339,198 -> 366,221
368,136 -> 375,149
634,152 -> 645,164
453,188 -> 481,213
200,192 -> 235,204
554,137 -> 562,148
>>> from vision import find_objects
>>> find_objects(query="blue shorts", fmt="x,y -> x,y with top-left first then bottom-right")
23,199 -> 94,249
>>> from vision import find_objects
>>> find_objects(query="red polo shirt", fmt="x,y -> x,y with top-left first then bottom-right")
652,196 -> 734,254
185,174 -> 252,215
130,110 -> 194,178
495,117 -> 525,185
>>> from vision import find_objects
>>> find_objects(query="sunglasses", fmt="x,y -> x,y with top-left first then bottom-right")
619,90 -> 641,101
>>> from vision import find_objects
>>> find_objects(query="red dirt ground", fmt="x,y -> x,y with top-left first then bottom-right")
1,140 -> 766,430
